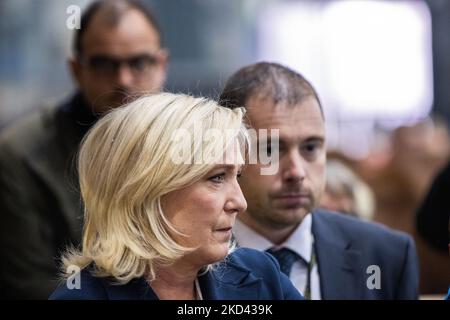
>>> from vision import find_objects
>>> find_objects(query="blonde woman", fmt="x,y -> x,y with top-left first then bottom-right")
50,93 -> 302,300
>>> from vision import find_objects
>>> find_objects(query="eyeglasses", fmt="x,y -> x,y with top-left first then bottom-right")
80,53 -> 162,77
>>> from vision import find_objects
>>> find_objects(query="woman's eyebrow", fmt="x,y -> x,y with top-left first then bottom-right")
216,164 -> 244,172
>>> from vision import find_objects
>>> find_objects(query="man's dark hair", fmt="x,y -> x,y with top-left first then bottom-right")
73,0 -> 162,57
219,62 -> 323,116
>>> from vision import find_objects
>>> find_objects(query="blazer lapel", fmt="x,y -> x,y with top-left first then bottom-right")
106,277 -> 159,300
104,257 -> 263,300
312,211 -> 363,299
198,261 -> 262,300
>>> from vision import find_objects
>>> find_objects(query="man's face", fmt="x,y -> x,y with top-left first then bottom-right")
238,96 -> 326,238
70,9 -> 168,114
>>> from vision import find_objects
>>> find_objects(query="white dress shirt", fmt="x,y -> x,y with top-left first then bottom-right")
233,213 -> 321,300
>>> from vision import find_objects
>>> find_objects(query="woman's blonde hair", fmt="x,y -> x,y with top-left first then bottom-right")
62,92 -> 248,284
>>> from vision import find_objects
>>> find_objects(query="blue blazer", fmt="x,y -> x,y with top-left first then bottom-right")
312,209 -> 419,299
49,248 -> 303,300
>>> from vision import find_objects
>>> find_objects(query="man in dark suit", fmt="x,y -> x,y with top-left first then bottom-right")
219,62 -> 419,299
0,0 -> 168,299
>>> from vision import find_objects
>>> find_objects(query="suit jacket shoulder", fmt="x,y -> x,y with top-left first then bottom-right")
49,269 -> 108,300
0,105 -> 58,161
312,209 -> 419,299
315,209 -> 414,254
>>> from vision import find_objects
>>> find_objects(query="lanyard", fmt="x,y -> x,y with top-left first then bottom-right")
303,244 -> 316,300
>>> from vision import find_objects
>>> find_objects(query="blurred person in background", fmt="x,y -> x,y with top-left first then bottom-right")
319,158 -> 375,221
348,117 -> 450,294
415,159 -> 450,296
416,160 -> 450,256
0,0 -> 168,299
353,118 -> 450,234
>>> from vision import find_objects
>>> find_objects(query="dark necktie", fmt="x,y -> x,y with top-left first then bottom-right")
266,247 -> 301,277
267,247 -> 314,299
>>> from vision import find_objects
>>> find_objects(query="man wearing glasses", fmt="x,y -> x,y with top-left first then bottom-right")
0,0 -> 168,299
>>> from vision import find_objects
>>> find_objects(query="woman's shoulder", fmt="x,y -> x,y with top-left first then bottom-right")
218,247 -> 303,300
49,268 -> 108,300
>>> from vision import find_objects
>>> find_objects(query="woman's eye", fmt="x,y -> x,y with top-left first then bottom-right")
209,173 -> 225,183
237,172 -> 242,180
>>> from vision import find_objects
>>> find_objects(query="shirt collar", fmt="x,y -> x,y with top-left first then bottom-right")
233,213 -> 314,263
233,219 -> 273,252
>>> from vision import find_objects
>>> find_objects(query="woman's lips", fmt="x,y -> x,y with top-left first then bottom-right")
215,227 -> 232,232
214,227 -> 233,239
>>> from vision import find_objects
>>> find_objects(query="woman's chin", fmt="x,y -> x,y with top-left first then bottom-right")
201,244 -> 230,265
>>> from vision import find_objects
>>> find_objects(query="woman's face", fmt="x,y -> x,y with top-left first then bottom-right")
161,149 -> 247,268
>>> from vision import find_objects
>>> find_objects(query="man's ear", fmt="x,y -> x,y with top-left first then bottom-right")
153,49 -> 169,89
68,57 -> 82,88
158,48 -> 169,73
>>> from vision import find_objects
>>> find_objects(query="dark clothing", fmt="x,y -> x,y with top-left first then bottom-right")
0,93 -> 98,299
416,161 -> 450,252
312,210 -> 419,299
49,248 -> 303,300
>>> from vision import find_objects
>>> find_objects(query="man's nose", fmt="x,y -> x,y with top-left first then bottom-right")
282,150 -> 306,182
115,64 -> 135,88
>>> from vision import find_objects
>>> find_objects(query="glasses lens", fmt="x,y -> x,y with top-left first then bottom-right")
88,56 -> 118,75
84,54 -> 159,77
128,55 -> 158,74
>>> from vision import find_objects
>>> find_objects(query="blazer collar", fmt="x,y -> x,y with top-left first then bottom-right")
312,210 -> 363,299
105,259 -> 262,300
198,259 -> 262,300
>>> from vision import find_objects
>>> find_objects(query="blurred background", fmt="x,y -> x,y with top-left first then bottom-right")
0,0 -> 449,295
